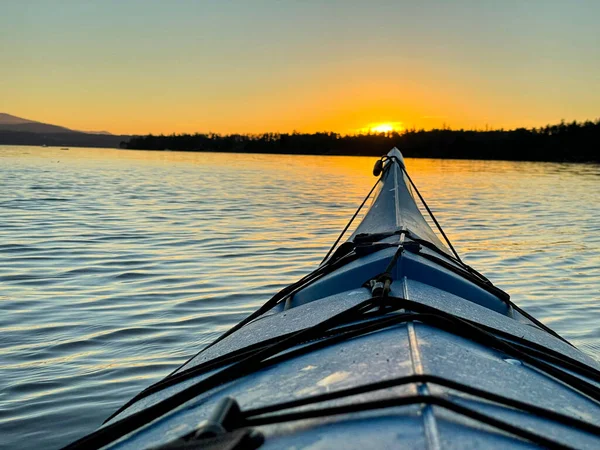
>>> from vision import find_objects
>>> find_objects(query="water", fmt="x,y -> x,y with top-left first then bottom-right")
1,145 -> 599,449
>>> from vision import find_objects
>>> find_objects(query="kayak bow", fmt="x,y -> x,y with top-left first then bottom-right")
65,148 -> 600,450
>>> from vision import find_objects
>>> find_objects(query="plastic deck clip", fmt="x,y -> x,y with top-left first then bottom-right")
154,397 -> 264,449
370,274 -> 392,298
403,240 -> 421,254
194,397 -> 242,438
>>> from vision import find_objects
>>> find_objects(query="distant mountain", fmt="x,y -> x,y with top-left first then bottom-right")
0,113 -> 129,148
0,113 -> 76,134
0,113 -> 37,125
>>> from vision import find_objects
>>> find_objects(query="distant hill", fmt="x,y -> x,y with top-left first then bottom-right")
0,113 -> 37,125
0,113 -> 129,148
0,113 -> 75,134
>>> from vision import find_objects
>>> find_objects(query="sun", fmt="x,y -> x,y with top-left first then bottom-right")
371,123 -> 394,133
358,122 -> 404,134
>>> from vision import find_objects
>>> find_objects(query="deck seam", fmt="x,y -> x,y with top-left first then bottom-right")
405,277 -> 441,450
393,162 -> 402,229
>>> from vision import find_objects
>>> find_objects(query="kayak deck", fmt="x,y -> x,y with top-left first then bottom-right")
102,283 -> 600,449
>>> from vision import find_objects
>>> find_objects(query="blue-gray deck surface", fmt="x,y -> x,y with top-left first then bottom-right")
103,274 -> 600,449
171,268 -> 598,379
106,320 -> 600,449
291,248 -> 509,314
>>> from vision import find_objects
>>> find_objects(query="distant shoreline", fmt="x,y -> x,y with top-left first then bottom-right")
121,119 -> 600,163
2,119 -> 598,163
0,130 -> 128,149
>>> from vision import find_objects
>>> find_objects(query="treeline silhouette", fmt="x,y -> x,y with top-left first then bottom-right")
122,119 -> 600,162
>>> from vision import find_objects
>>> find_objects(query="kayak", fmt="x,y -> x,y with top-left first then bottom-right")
65,148 -> 600,449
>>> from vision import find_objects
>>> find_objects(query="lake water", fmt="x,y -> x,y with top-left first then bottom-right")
1,145 -> 599,449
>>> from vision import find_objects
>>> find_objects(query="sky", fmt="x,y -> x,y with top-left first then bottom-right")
1,0 -> 599,135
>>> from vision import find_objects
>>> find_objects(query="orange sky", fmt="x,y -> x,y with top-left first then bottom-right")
2,1 -> 599,135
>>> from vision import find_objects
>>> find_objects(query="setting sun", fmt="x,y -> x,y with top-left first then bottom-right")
359,122 -> 404,134
371,123 -> 394,133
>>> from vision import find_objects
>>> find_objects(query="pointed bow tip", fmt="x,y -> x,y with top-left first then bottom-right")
388,147 -> 406,168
